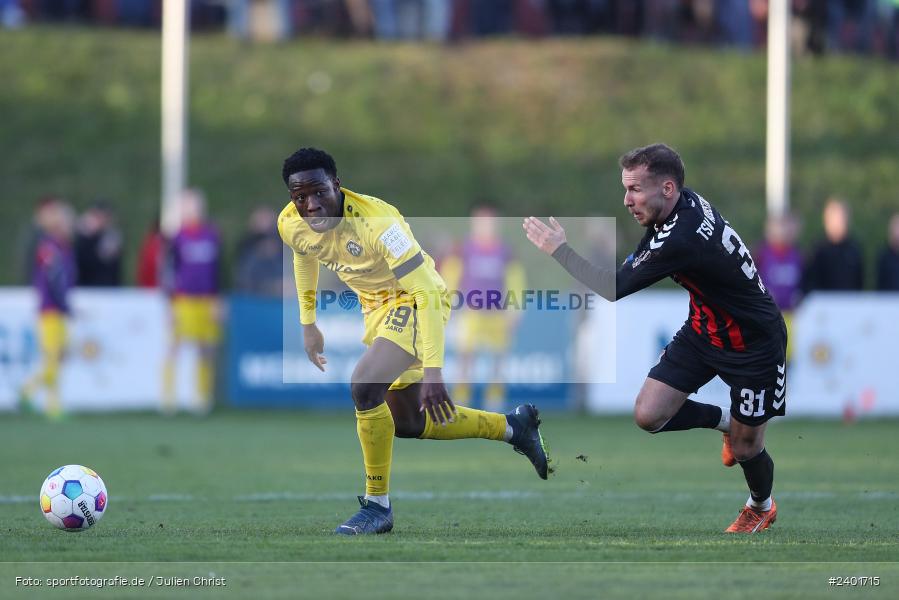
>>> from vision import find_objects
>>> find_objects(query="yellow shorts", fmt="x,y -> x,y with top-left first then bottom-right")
457,310 -> 511,353
172,296 -> 220,344
38,311 -> 67,358
362,294 -> 451,390
783,310 -> 794,362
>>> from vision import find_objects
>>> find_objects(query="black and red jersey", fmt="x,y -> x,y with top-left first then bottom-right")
552,188 -> 784,352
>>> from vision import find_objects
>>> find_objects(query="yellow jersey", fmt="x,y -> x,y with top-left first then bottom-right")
278,187 -> 448,367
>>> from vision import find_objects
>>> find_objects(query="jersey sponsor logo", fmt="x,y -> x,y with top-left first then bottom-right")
323,261 -> 374,274
346,240 -> 363,257
379,223 -> 413,258
649,213 -> 678,250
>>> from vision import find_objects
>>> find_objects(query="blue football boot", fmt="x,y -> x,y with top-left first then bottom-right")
335,496 -> 394,535
507,403 -> 550,480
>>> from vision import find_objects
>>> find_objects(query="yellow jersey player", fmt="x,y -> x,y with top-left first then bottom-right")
278,148 -> 550,535
19,199 -> 76,420
440,205 -> 526,412
162,189 -> 222,415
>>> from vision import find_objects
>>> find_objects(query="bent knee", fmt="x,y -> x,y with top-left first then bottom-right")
350,381 -> 385,410
633,404 -> 666,433
730,437 -> 765,462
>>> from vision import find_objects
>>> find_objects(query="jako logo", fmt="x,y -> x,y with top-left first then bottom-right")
366,474 -> 383,481
338,291 -> 359,310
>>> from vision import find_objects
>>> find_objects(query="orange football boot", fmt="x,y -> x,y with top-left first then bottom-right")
721,433 -> 737,467
725,500 -> 777,533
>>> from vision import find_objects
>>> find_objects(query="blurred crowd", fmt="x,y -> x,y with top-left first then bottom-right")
3,0 -> 899,59
19,193 -> 284,297
18,192 -> 899,300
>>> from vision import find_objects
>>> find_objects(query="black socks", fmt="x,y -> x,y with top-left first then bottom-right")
653,400 -> 722,433
738,448 -> 774,503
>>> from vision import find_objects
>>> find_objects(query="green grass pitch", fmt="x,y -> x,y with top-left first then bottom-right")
2,411 -> 897,598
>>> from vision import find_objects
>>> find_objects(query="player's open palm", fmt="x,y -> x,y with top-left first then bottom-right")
523,216 -> 566,255
302,323 -> 328,372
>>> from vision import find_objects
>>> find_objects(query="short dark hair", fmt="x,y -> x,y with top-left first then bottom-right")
282,147 -> 337,186
619,143 -> 685,190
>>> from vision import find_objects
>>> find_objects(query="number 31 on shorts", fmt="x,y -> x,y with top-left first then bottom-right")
739,388 -> 766,418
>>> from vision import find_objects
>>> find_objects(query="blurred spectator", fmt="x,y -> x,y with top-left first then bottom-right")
888,0 -> 899,60
18,199 -> 76,420
36,0 -> 87,21
1,0 -> 26,27
716,0 -> 754,47
19,196 -> 60,284
470,0 -> 514,35
793,0 -> 828,55
828,0 -> 876,53
421,0 -> 452,40
369,0 -> 398,38
803,198 -> 864,292
116,0 -> 157,26
755,212 -> 803,360
228,0 -> 291,41
755,212 -> 803,311
680,0 -> 720,44
876,213 -> 899,290
440,205 -> 525,412
163,189 -> 222,415
14,0 -> 899,59
235,205 -> 283,296
370,0 -> 451,40
344,0 -> 373,36
644,0 -> 680,41
546,0 -> 607,36
74,200 -> 123,287
136,218 -> 165,288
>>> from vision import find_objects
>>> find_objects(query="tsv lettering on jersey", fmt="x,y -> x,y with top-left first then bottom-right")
631,249 -> 652,269
649,214 -> 678,250
695,194 -> 716,241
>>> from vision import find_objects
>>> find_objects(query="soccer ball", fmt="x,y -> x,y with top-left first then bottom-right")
39,465 -> 108,531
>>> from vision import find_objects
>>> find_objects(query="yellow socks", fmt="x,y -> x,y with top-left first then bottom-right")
42,354 -> 62,418
483,382 -> 505,413
356,402 -> 395,496
420,406 -> 508,441
453,382 -> 471,406
162,356 -> 176,413
196,357 -> 214,412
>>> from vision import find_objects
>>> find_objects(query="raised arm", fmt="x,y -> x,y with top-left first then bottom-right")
523,216 -> 696,301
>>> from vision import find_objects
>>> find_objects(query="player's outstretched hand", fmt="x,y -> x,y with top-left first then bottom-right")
523,216 -> 567,255
302,323 -> 328,372
420,367 -> 456,426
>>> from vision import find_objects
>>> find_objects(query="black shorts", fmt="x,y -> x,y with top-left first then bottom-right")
647,326 -> 787,426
